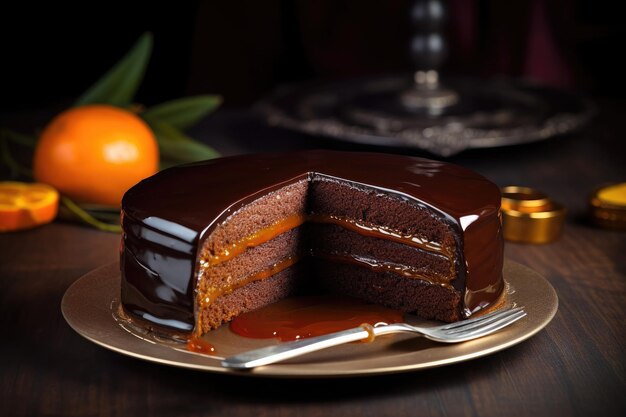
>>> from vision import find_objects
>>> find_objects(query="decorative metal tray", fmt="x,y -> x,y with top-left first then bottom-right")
257,75 -> 594,156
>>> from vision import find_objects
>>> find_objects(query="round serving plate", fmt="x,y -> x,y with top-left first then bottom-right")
62,260 -> 557,378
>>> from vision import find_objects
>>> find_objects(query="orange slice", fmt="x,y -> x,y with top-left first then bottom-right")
0,182 -> 59,232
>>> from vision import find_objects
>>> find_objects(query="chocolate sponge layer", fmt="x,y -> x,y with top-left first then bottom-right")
309,176 -> 458,249
204,179 -> 308,256
309,223 -> 452,284
199,266 -> 304,333
314,261 -> 462,322
198,227 -> 305,298
197,175 -> 463,331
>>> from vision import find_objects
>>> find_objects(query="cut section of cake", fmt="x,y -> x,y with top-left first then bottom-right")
120,150 -> 504,335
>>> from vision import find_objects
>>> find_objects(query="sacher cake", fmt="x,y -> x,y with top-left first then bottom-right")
120,150 -> 504,335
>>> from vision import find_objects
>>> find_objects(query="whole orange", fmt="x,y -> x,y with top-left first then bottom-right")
33,105 -> 159,207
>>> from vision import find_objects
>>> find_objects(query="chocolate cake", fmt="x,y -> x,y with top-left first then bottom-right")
120,150 -> 504,335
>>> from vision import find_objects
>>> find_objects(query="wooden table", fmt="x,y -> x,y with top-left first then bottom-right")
1,99 -> 624,417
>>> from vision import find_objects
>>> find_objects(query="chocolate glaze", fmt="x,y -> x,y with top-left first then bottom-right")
121,150 -> 503,331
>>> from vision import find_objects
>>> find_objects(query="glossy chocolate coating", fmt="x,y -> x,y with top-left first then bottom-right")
121,150 -> 503,331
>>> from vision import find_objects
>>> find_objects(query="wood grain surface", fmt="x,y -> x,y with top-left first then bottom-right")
1,100 -> 624,417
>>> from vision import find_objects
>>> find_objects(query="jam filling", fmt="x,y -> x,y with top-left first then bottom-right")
197,256 -> 300,309
205,214 -> 306,266
203,213 -> 452,268
315,253 -> 454,289
196,213 -> 457,318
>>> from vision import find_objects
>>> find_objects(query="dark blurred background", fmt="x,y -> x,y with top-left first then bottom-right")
1,0 -> 623,114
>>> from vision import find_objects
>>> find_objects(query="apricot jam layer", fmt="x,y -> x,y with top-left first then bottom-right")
203,213 -> 452,268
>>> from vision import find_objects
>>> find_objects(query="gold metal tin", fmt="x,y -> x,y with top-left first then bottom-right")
501,186 -> 551,212
589,182 -> 626,230
501,186 -> 566,243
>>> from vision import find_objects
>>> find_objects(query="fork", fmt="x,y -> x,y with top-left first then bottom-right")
221,307 -> 526,369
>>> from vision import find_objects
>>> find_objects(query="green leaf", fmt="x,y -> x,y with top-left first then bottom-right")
74,32 -> 153,107
59,196 -> 122,233
1,128 -> 38,148
143,95 -> 222,130
0,134 -> 33,179
150,121 -> 220,163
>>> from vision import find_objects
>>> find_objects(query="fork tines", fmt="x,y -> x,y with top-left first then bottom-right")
442,307 -> 526,332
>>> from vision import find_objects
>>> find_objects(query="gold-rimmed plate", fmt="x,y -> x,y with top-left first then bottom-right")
61,260 -> 557,378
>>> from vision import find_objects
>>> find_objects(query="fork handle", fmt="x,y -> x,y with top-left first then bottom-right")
221,326 -> 371,369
